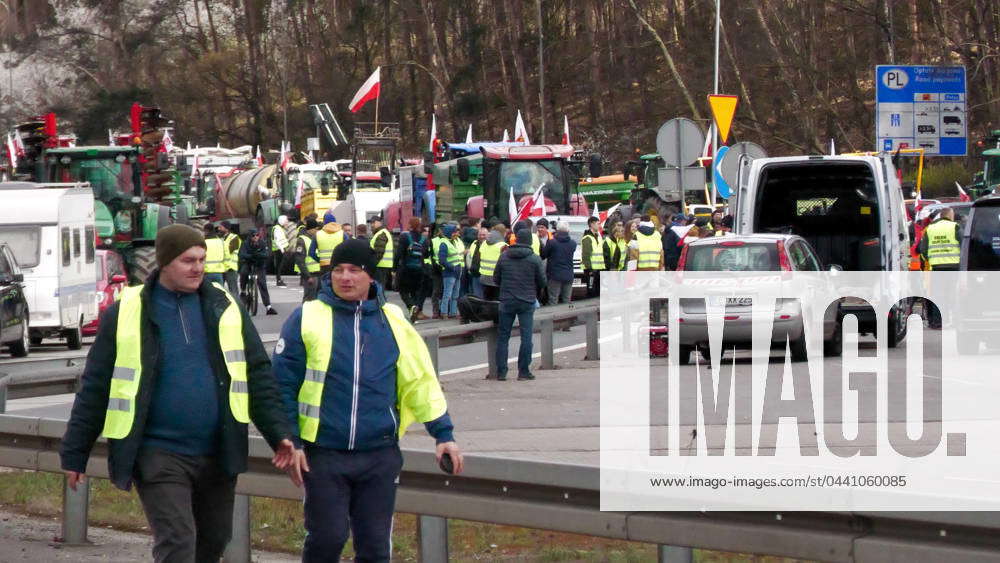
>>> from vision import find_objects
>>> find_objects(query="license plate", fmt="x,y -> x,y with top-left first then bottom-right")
726,297 -> 752,306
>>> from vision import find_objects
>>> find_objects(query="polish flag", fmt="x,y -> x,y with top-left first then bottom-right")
502,129 -> 510,143
562,115 -> 570,145
428,114 -> 437,152
12,132 -> 24,156
599,202 -> 621,224
465,124 -> 473,144
516,188 -> 547,222
190,153 -> 200,178
349,67 -> 381,113
701,124 -> 713,159
514,110 -> 530,144
280,141 -> 292,172
161,129 -> 174,152
6,134 -> 18,170
294,172 -> 305,207
508,188 -> 518,225
591,200 -> 598,220
956,181 -> 971,202
255,145 -> 264,166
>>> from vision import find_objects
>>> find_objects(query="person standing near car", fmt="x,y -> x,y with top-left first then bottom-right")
919,206 -> 961,329
239,228 -> 278,315
271,216 -> 290,287
272,239 -> 463,562
217,221 -> 241,295
542,221 -> 578,305
494,229 -> 546,380
581,216 -> 605,298
60,224 -> 296,563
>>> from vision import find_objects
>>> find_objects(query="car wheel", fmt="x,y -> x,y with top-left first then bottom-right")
65,323 -> 83,350
678,345 -> 693,366
886,304 -> 908,349
9,320 -> 29,358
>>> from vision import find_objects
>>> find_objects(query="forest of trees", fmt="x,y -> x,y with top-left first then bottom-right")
0,0 -> 997,169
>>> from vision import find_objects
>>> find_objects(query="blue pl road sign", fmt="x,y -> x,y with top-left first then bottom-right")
713,146 -> 731,199
875,65 -> 966,156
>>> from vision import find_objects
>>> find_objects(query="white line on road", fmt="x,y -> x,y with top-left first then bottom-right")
439,334 -> 621,376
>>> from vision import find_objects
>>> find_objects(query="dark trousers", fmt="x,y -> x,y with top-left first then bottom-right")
303,273 -> 320,301
584,270 -> 600,298
239,264 -> 272,307
272,250 -> 285,283
375,268 -> 392,291
547,279 -> 573,306
133,448 -> 237,563
224,270 -> 239,295
431,270 -> 443,315
398,267 -> 424,309
302,444 -> 403,563
496,299 -> 535,378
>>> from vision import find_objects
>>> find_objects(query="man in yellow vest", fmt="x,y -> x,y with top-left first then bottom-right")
60,224 -> 296,563
293,217 -> 322,301
581,216 -> 606,298
272,239 -> 463,561
919,207 -> 961,329
315,212 -> 345,274
203,223 -> 227,285
271,215 -> 290,287
630,220 -> 664,271
476,224 -> 508,301
217,221 -> 241,295
369,215 -> 395,290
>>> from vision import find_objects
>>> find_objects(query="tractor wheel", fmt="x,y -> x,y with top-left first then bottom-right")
64,321 -> 83,351
130,246 -> 158,284
188,218 -> 209,234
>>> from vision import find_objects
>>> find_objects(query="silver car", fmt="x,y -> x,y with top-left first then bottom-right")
674,234 -> 842,364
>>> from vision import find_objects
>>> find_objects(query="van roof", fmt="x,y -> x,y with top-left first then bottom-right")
0,183 -> 93,223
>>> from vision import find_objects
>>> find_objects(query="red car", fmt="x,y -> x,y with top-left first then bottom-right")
82,249 -> 128,336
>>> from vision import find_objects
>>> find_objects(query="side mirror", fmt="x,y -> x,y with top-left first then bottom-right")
457,158 -> 471,182
589,154 -> 604,178
111,274 -> 127,284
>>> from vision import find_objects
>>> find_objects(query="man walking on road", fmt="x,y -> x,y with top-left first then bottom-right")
60,224 -> 296,563
272,239 -> 463,562
920,206 -> 961,329
217,221 -> 241,295
494,228 -> 546,381
271,215 -> 290,287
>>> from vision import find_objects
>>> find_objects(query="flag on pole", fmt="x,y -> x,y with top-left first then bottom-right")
280,141 -> 292,172
514,110 -> 530,144
294,172 -> 305,206
303,151 -> 315,164
562,116 -> 570,145
956,181 -> 971,202
186,141 -> 192,151
12,132 -> 24,156
515,187 -> 547,222
255,145 -> 264,166
190,153 -> 200,178
599,202 -> 621,224
428,115 -> 437,152
6,134 -> 18,170
108,129 -> 115,146
591,200 -> 598,220
502,129 -> 510,143
701,124 -> 714,159
508,188 -> 518,225
162,129 -> 174,152
465,124 -> 473,144
349,67 -> 381,113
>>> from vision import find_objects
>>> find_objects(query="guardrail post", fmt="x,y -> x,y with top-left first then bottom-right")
540,317 -> 554,370
422,331 -> 440,375
658,545 -> 693,563
486,328 -> 498,379
585,311 -> 599,361
223,494 -> 252,563
417,514 -> 449,562
61,475 -> 90,545
0,379 -> 7,414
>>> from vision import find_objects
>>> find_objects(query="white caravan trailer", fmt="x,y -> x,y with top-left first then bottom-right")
0,182 -> 99,349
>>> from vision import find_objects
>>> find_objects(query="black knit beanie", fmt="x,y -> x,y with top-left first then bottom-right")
330,238 -> 377,275
156,224 -> 207,267
515,228 -> 533,246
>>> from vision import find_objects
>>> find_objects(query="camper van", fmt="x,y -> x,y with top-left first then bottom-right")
733,154 -> 911,345
0,182 -> 99,349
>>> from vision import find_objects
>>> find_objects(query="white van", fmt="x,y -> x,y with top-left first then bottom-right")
733,154 -> 912,344
0,182 -> 99,349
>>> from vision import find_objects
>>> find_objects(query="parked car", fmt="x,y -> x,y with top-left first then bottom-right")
673,234 -> 842,364
918,201 -> 972,226
0,243 -> 30,357
957,195 -> 1000,354
82,249 -> 128,336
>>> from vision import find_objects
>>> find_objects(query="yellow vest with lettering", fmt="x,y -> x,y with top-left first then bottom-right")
925,219 -> 960,268
102,283 -> 249,439
296,300 -> 447,443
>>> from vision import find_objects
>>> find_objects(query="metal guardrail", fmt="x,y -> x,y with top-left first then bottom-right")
0,415 -> 998,562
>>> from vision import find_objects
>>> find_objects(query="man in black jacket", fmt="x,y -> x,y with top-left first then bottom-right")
493,228 -> 546,381
239,228 -> 278,315
60,224 -> 296,563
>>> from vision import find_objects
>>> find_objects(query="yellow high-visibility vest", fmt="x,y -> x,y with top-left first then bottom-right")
602,237 -> 627,271
297,300 -> 447,443
293,234 -> 320,274
636,231 -> 663,270
102,283 -> 249,439
478,241 -> 506,276
444,239 -> 463,268
204,238 -> 226,273
925,219 -> 960,269
584,232 -> 605,270
223,233 -> 241,271
315,230 -> 345,266
531,233 -> 541,256
271,224 -> 289,252
371,228 -> 395,268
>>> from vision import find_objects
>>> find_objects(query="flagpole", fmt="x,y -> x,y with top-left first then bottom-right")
374,95 -> 380,136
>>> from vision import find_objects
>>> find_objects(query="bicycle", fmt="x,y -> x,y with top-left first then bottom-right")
241,268 -> 259,316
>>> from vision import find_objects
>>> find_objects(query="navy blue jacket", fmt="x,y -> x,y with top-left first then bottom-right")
541,231 -> 577,283
272,277 -> 454,450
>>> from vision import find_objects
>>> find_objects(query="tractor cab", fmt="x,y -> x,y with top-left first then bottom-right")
475,144 -> 591,222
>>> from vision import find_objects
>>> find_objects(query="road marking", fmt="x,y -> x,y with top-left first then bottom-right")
439,334 -> 620,376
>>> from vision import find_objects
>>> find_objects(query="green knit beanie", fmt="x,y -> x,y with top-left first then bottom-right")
156,224 -> 207,267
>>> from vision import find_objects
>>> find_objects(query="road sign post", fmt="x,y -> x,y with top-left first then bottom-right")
654,118 -> 705,202
875,65 -> 967,156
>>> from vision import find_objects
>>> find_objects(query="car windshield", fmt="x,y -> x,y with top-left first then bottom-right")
0,226 -> 41,268
499,161 -> 565,218
686,242 -> 780,271
289,169 -> 338,192
967,206 -> 1000,270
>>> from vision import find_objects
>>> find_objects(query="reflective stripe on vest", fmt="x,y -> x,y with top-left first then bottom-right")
925,219 -> 960,268
297,301 -> 447,443
478,241 -> 506,276
636,232 -> 663,269
603,237 -> 627,270
315,230 -> 345,266
294,235 -> 321,274
371,228 -> 394,268
101,283 -> 249,439
204,238 -> 226,273
585,232 -> 605,270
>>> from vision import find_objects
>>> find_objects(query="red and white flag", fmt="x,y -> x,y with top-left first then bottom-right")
502,129 -> 510,143
255,145 -> 264,166
428,114 -> 437,152
591,200 -> 598,219
515,188 -> 547,222
508,188 -> 518,225
280,141 -> 292,172
465,124 -> 473,144
162,129 -> 174,152
5,134 -> 18,170
701,124 -> 714,159
294,172 -> 305,207
956,181 -> 971,202
562,115 -> 570,145
190,153 -> 200,178
514,110 -> 530,144
12,132 -> 24,156
349,67 -> 381,113
599,202 -> 621,224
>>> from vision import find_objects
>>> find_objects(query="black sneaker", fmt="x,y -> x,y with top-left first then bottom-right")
276,280 -> 287,287
517,373 -> 535,381
266,306 -> 278,315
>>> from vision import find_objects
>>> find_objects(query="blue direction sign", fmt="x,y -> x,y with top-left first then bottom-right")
713,145 -> 731,199
875,65 -> 966,156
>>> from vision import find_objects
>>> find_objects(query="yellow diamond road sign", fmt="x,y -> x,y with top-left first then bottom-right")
708,94 -> 739,144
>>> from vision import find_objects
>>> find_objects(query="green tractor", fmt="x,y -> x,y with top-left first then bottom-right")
967,130 -> 1000,200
